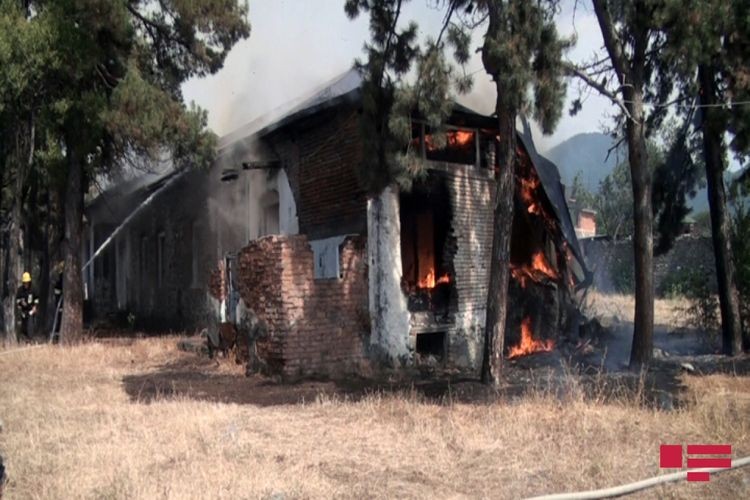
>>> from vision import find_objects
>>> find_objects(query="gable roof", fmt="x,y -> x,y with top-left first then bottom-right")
255,68 -> 363,138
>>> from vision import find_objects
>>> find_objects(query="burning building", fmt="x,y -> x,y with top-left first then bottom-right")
85,69 -> 588,379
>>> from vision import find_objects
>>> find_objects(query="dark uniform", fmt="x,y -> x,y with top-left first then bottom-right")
15,283 -> 39,341
50,273 -> 63,342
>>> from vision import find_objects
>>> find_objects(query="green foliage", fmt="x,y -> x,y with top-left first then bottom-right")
652,120 -> 705,255
660,266 -> 711,299
346,0 -> 481,193
569,171 -> 595,209
1,0 -> 249,183
590,160 -> 634,240
610,256 -> 634,294
665,266 -> 720,335
345,0 -> 421,193
347,0 -> 569,194
730,185 -> 750,336
479,0 -> 569,133
0,0 -> 248,223
0,0 -> 249,336
663,0 -> 750,159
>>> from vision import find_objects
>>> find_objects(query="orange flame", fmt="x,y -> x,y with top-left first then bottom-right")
531,251 -> 558,280
417,269 -> 451,289
425,130 -> 475,151
510,250 -> 558,288
508,316 -> 554,359
448,130 -> 474,146
519,176 -> 542,215
510,265 -> 529,289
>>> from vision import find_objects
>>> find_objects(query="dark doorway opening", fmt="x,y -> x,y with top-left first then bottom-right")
416,331 -> 446,359
399,174 -> 455,313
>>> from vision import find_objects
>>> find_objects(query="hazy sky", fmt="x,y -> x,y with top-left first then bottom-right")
182,0 -> 616,154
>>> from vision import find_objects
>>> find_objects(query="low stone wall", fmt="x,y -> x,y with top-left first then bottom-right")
236,234 -> 370,380
581,236 -> 717,295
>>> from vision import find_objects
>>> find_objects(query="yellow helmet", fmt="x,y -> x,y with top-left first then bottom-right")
21,272 -> 31,283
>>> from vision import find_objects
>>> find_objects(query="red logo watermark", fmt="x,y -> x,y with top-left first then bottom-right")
660,444 -> 732,482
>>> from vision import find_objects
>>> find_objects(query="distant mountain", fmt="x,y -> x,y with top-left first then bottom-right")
546,132 -> 711,214
545,132 -> 622,193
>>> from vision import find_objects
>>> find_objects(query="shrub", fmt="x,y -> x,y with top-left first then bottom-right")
660,266 -> 712,299
731,200 -> 750,340
611,257 -> 634,294
662,266 -> 720,335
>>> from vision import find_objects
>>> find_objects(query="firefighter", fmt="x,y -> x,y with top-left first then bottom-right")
15,272 -> 40,342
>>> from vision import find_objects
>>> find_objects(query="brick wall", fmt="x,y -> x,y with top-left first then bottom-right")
270,108 -> 367,240
576,211 -> 596,238
236,234 -> 369,379
208,260 -> 226,302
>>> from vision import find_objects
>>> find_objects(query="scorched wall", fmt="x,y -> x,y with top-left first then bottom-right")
413,163 -> 495,372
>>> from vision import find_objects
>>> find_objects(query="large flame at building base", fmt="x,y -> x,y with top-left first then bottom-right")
507,316 -> 555,359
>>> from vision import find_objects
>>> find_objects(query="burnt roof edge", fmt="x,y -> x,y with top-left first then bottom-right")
516,116 -> 590,279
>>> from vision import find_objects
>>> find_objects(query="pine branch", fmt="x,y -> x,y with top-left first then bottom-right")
376,0 -> 403,89
126,4 -> 195,60
592,0 -> 628,87
435,1 -> 456,47
564,61 -> 634,121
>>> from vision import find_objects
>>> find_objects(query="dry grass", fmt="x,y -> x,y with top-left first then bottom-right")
582,291 -> 691,329
1,338 -> 749,499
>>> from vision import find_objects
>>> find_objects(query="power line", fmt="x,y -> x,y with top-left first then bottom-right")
624,99 -> 750,109
461,68 -> 750,110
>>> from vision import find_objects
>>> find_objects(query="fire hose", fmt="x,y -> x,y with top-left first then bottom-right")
525,455 -> 750,499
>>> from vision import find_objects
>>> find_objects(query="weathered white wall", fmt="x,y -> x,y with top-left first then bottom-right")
367,186 -> 411,366
278,168 -> 299,235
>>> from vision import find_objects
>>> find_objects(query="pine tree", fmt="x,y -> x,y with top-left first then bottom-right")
0,0 -> 250,342
662,0 -> 749,353
472,0 -> 568,384
567,0 -> 676,367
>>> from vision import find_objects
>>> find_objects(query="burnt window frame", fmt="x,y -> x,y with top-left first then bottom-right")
411,121 -> 482,168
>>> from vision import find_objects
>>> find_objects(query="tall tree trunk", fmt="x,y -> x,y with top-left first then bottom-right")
480,1 -> 517,384
1,211 -> 20,343
2,116 -> 35,342
60,144 -> 84,343
626,92 -> 655,367
592,0 -> 655,367
698,65 -> 743,355
38,191 -> 51,338
481,104 -> 516,385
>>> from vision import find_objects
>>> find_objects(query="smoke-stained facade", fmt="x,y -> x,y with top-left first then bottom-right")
85,124 -> 299,330
86,69 -> 587,380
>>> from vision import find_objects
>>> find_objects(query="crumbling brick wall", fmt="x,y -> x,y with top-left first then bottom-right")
208,260 -> 227,303
236,234 -> 369,379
